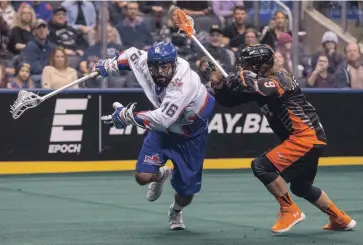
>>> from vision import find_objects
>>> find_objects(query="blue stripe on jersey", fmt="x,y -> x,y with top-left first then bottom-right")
199,93 -> 215,120
117,58 -> 131,71
182,93 -> 215,137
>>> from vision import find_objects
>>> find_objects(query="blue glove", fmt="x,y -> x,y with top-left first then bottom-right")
101,102 -> 130,129
101,102 -> 145,129
93,53 -> 120,78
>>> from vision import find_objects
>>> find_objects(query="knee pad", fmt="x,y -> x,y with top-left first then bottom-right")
290,183 -> 322,203
251,156 -> 279,186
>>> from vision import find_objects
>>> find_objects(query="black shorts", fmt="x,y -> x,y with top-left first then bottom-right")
265,143 -> 326,185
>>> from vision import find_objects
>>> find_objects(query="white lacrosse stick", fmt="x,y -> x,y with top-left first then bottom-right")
174,8 -> 228,78
10,71 -> 99,119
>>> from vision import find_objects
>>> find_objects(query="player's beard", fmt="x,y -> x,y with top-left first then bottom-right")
154,76 -> 169,87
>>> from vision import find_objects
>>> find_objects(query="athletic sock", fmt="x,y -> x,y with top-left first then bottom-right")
156,168 -> 165,181
276,192 -> 294,208
171,201 -> 183,213
322,201 -> 342,218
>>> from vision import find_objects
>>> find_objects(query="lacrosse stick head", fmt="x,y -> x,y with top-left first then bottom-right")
10,90 -> 42,119
174,8 -> 195,37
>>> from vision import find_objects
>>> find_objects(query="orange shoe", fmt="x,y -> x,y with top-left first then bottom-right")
271,204 -> 306,233
323,212 -> 356,231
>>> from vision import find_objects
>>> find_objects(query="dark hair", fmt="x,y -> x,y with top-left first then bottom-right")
245,28 -> 257,37
233,6 -> 247,13
15,62 -> 31,76
126,1 -> 139,9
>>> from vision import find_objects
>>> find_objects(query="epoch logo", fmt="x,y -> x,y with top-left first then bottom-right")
48,98 -> 88,154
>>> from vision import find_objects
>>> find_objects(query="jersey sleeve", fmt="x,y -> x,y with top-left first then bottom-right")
212,72 -> 258,107
254,72 -> 298,98
135,81 -> 195,132
213,82 -> 255,107
116,51 -> 131,71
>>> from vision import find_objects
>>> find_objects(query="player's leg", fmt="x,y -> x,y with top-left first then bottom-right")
251,153 -> 305,233
288,146 -> 356,231
167,192 -> 193,230
135,131 -> 172,201
315,192 -> 356,230
168,131 -> 208,230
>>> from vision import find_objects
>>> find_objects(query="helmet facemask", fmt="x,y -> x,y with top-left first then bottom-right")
237,55 -> 274,77
148,60 -> 177,87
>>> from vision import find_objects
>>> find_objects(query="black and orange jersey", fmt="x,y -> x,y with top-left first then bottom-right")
213,70 -> 327,145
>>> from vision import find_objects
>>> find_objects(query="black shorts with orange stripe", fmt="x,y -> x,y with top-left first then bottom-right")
266,140 -> 326,184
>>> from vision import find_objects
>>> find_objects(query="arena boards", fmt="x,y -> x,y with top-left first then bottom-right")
0,89 -> 362,174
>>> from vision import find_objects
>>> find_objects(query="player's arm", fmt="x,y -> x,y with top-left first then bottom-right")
102,86 -> 194,132
92,49 -> 133,77
205,62 -> 256,107
135,88 -> 194,131
115,51 -> 132,71
212,74 -> 256,107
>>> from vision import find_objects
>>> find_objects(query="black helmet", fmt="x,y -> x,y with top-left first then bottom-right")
236,44 -> 274,75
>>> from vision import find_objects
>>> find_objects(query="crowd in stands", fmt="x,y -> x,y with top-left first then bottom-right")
0,0 -> 362,89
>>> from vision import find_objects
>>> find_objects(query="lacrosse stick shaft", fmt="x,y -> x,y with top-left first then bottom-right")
174,8 -> 228,78
41,71 -> 99,101
190,36 -> 228,78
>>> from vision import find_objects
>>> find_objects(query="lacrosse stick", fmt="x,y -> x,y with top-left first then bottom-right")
174,8 -> 228,78
10,71 -> 99,119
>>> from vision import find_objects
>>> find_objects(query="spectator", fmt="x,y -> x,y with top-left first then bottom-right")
212,0 -> 244,27
61,1 -> 96,36
311,31 -> 344,75
275,32 -> 306,78
159,6 -> 194,60
260,11 -> 291,49
48,6 -> 87,67
139,1 -> 169,15
275,32 -> 293,73
306,55 -> 335,88
42,46 -> 78,89
176,1 -> 211,17
222,6 -> 254,50
24,1 -> 53,22
245,29 -> 259,46
88,21 -> 121,46
273,51 -> 288,73
20,19 -> 55,87
0,61 -> 9,88
334,43 -> 363,89
7,3 -> 35,55
0,16 -> 11,59
0,0 -> 16,27
260,18 -> 276,43
138,1 -> 171,30
108,1 -> 126,26
237,28 -> 259,51
115,2 -> 153,50
79,23 -> 125,88
198,25 -> 232,73
7,62 -> 34,89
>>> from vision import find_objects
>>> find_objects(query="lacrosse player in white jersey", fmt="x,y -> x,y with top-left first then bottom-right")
94,41 -> 215,230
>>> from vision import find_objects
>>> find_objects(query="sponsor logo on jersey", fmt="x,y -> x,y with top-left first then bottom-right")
143,154 -> 163,166
167,78 -> 183,92
48,98 -> 88,154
